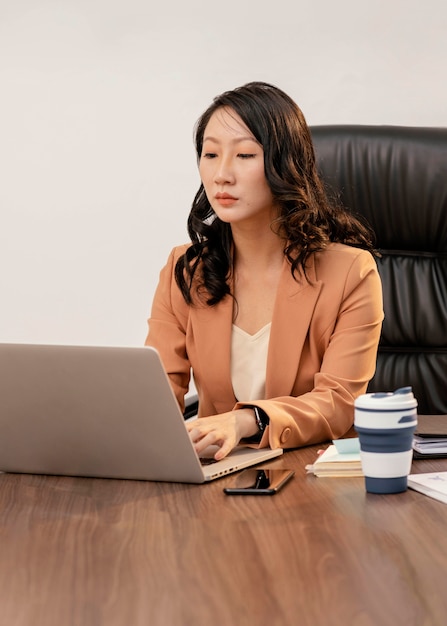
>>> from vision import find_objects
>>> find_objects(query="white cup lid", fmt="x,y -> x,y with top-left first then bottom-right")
354,386 -> 418,411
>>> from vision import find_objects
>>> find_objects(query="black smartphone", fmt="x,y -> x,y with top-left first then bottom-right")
223,468 -> 294,495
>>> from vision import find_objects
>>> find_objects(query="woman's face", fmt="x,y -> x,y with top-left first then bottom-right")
199,107 -> 276,228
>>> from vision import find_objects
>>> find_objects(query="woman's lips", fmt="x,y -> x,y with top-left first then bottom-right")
215,193 -> 238,207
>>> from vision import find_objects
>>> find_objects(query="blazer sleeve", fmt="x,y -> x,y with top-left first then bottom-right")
235,250 -> 384,449
145,246 -> 191,413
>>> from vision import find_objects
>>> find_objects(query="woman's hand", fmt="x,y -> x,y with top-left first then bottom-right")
185,408 -> 260,461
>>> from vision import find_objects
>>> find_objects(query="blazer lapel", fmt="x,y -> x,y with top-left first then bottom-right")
190,293 -> 236,412
265,257 -> 322,398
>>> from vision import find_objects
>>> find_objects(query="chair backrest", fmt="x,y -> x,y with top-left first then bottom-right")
311,125 -> 447,414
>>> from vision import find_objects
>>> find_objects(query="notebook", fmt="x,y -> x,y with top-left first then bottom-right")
408,472 -> 447,504
0,343 -> 282,483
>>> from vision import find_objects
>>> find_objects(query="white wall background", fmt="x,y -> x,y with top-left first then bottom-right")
1,0 -> 446,347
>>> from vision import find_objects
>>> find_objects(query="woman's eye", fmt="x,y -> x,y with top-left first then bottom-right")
237,153 -> 256,159
202,152 -> 217,159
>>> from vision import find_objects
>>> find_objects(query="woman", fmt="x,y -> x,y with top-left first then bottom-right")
146,81 -> 383,461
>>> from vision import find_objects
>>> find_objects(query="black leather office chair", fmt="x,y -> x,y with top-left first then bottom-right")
311,125 -> 447,414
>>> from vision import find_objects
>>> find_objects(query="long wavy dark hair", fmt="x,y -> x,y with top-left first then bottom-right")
175,81 -> 376,306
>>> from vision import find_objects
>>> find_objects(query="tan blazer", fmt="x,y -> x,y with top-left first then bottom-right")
146,243 -> 383,450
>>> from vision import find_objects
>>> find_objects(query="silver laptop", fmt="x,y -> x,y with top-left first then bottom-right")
0,343 -> 282,482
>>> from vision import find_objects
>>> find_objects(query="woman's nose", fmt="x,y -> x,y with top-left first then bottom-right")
214,158 -> 235,185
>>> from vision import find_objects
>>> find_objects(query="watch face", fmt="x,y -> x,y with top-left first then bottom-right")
254,406 -> 268,432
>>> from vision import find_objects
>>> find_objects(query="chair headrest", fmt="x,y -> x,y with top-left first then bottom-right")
311,125 -> 447,254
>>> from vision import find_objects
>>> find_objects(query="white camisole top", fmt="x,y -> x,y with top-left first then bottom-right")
230,323 -> 271,402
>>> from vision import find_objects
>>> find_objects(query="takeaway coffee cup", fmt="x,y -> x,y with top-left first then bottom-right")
354,387 -> 418,494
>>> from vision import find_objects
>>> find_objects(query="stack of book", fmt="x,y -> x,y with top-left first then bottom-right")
412,414 -> 447,459
306,438 -> 363,477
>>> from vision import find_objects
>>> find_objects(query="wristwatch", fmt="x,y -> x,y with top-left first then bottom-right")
253,406 -> 269,435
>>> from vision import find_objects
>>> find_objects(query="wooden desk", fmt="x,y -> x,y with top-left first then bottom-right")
1,446 -> 446,626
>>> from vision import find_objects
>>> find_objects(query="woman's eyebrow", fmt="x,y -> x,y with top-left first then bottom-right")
202,135 -> 259,145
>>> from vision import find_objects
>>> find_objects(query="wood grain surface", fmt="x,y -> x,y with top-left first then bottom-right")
1,446 -> 447,626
